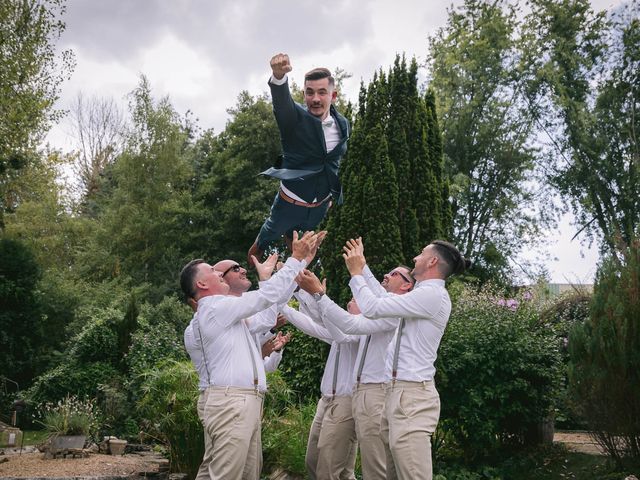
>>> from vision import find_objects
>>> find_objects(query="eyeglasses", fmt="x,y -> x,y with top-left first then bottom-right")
389,270 -> 413,284
221,264 -> 241,277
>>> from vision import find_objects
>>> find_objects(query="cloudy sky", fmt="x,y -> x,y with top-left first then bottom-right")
47,0 -> 623,284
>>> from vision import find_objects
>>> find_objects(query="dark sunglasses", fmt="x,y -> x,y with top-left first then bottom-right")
221,264 -> 242,277
390,270 -> 413,284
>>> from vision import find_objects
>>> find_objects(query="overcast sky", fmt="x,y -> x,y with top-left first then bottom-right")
46,0 -> 624,284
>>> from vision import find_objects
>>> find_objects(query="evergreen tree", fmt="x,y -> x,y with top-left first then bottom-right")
568,240 -> 640,462
322,57 -> 450,303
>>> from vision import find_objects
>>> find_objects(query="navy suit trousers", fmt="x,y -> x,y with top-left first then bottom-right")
256,193 -> 330,249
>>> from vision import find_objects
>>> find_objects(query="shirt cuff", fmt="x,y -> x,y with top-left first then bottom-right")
349,275 -> 366,291
269,74 -> 288,85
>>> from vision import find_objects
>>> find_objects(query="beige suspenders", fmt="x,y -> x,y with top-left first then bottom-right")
242,321 -> 260,394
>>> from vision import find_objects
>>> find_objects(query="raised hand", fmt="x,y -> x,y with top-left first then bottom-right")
270,53 -> 292,80
342,237 -> 366,276
295,269 -> 325,295
253,253 -> 278,281
305,230 -> 327,265
292,231 -> 318,261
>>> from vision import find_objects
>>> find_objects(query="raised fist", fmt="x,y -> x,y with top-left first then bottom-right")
270,53 -> 292,80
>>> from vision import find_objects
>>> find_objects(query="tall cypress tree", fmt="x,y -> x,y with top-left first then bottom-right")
322,56 -> 450,303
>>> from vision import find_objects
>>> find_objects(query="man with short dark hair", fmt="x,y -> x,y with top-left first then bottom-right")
180,231 -> 320,480
343,238 -> 469,480
248,53 -> 350,264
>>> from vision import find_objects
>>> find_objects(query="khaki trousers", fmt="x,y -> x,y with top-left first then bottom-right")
305,395 -> 358,480
203,386 -> 264,480
195,390 -> 213,480
381,381 -> 440,480
352,383 -> 387,480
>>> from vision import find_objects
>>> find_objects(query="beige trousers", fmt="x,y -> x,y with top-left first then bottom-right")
203,386 -> 264,480
381,380 -> 440,480
195,390 -> 212,480
305,395 -> 358,480
352,383 -> 387,480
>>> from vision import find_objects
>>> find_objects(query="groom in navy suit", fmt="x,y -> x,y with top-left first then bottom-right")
248,53 -> 350,265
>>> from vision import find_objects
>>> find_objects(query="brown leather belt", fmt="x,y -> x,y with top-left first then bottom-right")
279,189 -> 331,208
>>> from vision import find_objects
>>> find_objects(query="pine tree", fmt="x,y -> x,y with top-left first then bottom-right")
568,241 -> 640,461
321,57 -> 451,302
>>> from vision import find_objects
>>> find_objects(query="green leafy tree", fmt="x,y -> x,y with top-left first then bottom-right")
77,77 -> 195,298
568,241 -> 640,462
428,0 -> 550,284
186,91 -> 281,266
525,0 -> 639,256
0,0 -> 74,227
0,238 -> 44,388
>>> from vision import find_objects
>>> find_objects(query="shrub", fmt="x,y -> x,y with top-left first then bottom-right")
27,361 -> 122,408
436,285 -> 563,461
277,324 -> 328,403
540,290 -> 592,429
136,360 -> 202,479
568,243 -> 640,463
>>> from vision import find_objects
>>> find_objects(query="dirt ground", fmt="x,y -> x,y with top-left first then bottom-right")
0,449 -> 165,478
0,431 -> 603,478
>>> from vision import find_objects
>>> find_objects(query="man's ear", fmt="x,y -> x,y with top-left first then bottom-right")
331,90 -> 338,103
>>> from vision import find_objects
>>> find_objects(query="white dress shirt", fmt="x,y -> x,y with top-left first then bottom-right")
320,266 -> 398,385
349,275 -> 451,382
193,257 -> 305,391
184,319 -> 209,391
282,305 -> 358,396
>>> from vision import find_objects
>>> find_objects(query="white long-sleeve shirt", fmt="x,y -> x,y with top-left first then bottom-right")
282,304 -> 358,396
349,275 -> 451,382
193,257 -> 305,391
184,319 -> 209,391
320,265 -> 398,385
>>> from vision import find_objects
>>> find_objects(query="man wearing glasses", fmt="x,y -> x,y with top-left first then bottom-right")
342,238 -> 469,480
213,259 -> 292,371
295,252 -> 415,480
179,231 -> 321,480
248,53 -> 350,266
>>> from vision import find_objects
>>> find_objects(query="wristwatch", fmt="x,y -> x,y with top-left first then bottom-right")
312,291 -> 325,301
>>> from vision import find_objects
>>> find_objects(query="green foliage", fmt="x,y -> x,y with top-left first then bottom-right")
322,56 -> 450,304
126,296 -> 190,398
36,395 -> 100,437
539,289 -> 592,428
429,0 -> 549,284
187,91 -> 281,265
436,285 -> 562,461
568,242 -> 640,462
27,361 -> 122,408
525,0 -> 640,254
137,360 -> 202,479
0,237 -> 44,387
263,397 -> 317,477
277,325 -> 328,403
78,77 -> 196,299
0,0 -> 74,225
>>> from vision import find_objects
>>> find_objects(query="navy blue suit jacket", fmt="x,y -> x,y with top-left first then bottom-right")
261,78 -> 350,204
